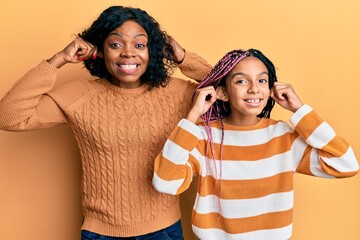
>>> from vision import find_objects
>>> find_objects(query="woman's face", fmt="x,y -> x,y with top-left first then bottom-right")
102,20 -> 149,88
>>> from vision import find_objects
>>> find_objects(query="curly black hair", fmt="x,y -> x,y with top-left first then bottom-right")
78,6 -> 177,88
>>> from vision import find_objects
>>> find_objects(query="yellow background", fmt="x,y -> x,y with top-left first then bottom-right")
1,0 -> 360,239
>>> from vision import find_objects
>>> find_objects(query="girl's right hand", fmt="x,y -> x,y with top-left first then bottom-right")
186,86 -> 217,123
47,37 -> 97,68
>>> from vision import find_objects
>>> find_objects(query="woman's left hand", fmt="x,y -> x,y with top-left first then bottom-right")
164,36 -> 185,63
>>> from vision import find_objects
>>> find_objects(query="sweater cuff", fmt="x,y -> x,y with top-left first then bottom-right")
178,51 -> 199,72
289,104 -> 313,127
35,59 -> 60,73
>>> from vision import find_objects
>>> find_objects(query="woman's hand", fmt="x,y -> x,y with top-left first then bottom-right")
186,86 -> 217,123
270,82 -> 304,113
164,36 -> 185,64
47,37 -> 97,68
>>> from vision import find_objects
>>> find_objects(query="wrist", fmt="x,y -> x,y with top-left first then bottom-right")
47,52 -> 67,69
186,110 -> 201,123
175,48 -> 186,64
291,103 -> 304,113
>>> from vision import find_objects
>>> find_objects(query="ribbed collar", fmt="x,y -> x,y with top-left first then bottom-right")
96,78 -> 150,95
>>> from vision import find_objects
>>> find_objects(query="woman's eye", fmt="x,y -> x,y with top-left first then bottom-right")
110,42 -> 122,48
259,79 -> 268,83
136,43 -> 146,48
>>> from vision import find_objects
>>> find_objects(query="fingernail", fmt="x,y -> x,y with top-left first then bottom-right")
93,54 -> 97,60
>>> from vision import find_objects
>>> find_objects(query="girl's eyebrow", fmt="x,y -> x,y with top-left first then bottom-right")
231,71 -> 268,79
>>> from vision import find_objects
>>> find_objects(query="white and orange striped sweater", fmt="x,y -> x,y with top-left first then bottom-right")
153,104 -> 359,240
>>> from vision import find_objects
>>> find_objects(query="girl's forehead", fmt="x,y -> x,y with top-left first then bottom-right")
231,57 -> 267,72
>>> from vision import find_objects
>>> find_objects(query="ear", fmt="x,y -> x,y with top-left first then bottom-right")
216,86 -> 229,102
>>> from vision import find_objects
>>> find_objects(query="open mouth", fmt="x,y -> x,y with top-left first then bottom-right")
118,64 -> 139,70
244,99 -> 262,103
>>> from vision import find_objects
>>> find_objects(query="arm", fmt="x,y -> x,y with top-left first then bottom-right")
167,37 -> 212,82
271,82 -> 358,177
0,37 -> 96,131
178,51 -> 212,82
291,105 -> 359,178
152,119 -> 204,195
0,61 -> 67,131
153,86 -> 217,194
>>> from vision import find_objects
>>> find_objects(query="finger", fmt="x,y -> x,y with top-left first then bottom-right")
205,92 -> 217,103
201,87 -> 216,100
92,47 -> 98,60
272,87 -> 285,101
76,41 -> 96,60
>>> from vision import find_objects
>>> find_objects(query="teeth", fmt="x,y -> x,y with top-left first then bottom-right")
119,64 -> 137,70
245,99 -> 261,103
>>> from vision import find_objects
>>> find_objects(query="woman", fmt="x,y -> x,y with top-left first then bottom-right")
0,5 -> 212,240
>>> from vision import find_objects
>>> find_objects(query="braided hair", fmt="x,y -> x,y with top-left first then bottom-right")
197,49 -> 278,194
198,48 -> 277,126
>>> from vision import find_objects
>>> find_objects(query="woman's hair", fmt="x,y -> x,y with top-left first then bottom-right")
197,48 -> 277,125
78,6 -> 177,87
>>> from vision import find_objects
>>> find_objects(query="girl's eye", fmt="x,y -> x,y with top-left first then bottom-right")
236,79 -> 246,84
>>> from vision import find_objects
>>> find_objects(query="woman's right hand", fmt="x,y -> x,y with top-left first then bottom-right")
47,37 -> 97,68
186,86 -> 217,123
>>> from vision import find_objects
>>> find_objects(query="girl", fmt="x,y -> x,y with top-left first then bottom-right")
152,48 -> 359,240
0,5 -> 212,240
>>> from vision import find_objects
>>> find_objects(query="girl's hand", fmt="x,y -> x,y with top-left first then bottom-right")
47,37 -> 97,68
270,82 -> 304,113
186,86 -> 217,123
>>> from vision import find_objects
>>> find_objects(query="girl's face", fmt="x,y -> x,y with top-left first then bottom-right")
102,20 -> 149,88
220,56 -> 270,125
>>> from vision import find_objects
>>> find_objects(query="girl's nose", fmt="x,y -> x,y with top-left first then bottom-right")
248,82 -> 260,93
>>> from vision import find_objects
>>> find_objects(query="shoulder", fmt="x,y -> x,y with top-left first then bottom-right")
265,118 -> 292,129
51,78 -> 93,96
167,76 -> 198,91
47,78 -> 101,109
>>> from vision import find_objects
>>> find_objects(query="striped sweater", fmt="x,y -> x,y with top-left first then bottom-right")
153,104 -> 359,240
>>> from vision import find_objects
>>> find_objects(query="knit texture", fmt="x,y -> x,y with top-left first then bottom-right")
0,51 -> 212,236
153,105 -> 359,240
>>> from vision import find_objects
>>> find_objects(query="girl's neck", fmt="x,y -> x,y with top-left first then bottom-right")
223,115 -> 261,127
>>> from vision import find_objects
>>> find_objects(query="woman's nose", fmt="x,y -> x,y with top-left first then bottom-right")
121,45 -> 135,57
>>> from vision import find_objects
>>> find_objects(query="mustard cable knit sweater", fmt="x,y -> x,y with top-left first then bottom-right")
0,51 -> 212,237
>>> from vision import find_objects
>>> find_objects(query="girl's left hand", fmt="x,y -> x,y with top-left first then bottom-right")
270,82 -> 304,113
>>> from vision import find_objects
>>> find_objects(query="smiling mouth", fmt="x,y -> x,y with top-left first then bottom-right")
245,99 -> 262,103
117,64 -> 139,70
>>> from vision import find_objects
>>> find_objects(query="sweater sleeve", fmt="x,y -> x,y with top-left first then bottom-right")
0,60 -> 67,131
153,119 -> 204,195
177,50 -> 212,82
290,104 -> 359,178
